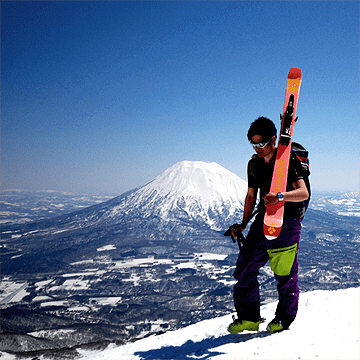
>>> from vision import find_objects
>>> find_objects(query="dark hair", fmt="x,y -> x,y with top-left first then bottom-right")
247,117 -> 277,142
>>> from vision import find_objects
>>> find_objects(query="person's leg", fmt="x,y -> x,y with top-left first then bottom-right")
233,219 -> 268,322
274,250 -> 299,328
267,217 -> 301,329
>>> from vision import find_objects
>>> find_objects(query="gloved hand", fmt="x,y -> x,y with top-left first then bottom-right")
224,223 -> 245,241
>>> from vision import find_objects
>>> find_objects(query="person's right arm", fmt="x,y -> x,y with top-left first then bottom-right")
241,187 -> 257,229
230,187 -> 257,237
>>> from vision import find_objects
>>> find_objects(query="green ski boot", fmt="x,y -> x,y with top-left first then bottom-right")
266,317 -> 287,333
228,316 -> 260,334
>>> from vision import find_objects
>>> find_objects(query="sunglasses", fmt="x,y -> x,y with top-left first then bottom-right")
250,138 -> 273,149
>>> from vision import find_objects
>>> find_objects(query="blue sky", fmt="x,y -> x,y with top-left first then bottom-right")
2,1 -> 359,194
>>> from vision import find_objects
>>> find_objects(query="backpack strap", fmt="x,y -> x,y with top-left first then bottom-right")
291,142 -> 310,176
291,141 -> 311,219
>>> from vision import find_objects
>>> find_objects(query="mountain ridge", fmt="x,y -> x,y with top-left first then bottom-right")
2,161 -> 247,234
1,161 -> 248,275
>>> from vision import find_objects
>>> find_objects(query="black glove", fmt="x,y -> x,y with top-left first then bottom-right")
224,223 -> 242,237
224,223 -> 245,242
224,223 -> 246,251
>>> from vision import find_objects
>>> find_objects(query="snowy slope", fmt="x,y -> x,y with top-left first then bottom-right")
142,161 -> 247,205
104,161 -> 248,231
79,287 -> 359,360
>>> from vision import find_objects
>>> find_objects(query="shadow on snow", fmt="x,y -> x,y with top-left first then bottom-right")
134,331 -> 272,359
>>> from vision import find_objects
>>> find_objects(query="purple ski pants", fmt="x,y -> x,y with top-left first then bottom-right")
233,216 -> 301,326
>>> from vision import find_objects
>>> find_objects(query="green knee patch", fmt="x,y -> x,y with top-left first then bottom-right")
267,243 -> 298,276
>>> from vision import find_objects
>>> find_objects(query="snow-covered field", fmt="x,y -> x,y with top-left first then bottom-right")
309,191 -> 360,217
77,287 -> 359,360
0,253 -> 233,309
0,281 -> 29,303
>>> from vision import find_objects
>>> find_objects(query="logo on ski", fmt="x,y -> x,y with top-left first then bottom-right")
286,78 -> 301,93
275,159 -> 285,193
267,227 -> 276,235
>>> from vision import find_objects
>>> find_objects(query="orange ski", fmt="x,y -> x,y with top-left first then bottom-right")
263,68 -> 302,240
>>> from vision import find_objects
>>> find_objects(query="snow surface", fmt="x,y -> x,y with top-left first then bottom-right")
79,287 -> 359,360
145,161 -> 248,203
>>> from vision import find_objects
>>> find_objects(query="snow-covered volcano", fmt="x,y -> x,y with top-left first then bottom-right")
1,161 -> 249,275
106,161 -> 248,231
141,161 -> 247,202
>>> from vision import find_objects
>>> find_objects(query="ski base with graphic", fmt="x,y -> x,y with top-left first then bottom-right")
263,68 -> 302,240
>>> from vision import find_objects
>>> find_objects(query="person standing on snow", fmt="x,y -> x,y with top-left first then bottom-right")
227,116 -> 309,334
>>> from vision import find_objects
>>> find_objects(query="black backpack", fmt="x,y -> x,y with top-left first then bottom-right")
291,142 -> 311,219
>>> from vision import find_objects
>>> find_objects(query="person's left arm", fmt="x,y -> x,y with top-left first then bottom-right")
263,179 -> 309,206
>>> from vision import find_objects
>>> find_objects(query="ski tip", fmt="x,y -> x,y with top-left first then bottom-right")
265,235 -> 278,240
288,68 -> 302,79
